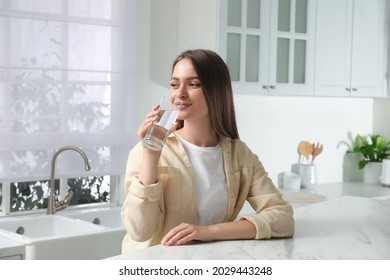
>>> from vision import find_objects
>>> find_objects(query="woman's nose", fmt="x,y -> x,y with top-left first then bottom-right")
177,86 -> 188,98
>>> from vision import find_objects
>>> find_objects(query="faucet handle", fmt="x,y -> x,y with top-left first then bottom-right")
55,190 -> 74,212
63,190 -> 73,204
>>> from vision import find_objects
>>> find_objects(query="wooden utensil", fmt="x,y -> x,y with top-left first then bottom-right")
311,142 -> 323,164
297,142 -> 304,163
298,141 -> 314,163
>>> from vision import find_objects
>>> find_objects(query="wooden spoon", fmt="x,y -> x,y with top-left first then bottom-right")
297,146 -> 302,163
311,142 -> 323,164
298,141 -> 314,163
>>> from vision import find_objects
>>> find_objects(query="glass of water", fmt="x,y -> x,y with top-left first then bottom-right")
143,96 -> 181,151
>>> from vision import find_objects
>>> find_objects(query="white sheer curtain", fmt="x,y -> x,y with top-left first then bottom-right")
0,0 -> 136,182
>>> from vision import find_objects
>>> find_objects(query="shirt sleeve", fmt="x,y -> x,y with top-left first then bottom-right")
239,150 -> 295,239
121,142 -> 164,242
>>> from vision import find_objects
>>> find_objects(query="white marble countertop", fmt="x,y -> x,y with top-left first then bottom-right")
109,196 -> 390,260
277,181 -> 390,210
301,181 -> 390,200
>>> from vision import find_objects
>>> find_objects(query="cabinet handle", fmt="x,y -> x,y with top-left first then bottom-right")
262,85 -> 269,89
352,88 -> 357,91
345,87 -> 351,91
270,85 -> 276,89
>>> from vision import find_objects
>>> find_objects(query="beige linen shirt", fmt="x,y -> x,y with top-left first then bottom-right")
121,134 -> 295,254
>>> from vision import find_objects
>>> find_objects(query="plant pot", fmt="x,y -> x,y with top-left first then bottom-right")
342,153 -> 364,182
363,162 -> 382,184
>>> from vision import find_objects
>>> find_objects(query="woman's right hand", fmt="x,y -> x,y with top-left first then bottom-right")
137,104 -> 160,141
137,104 -> 162,186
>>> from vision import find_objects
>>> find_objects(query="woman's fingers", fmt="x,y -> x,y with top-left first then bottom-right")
169,121 -> 180,134
161,224 -> 193,245
137,105 -> 160,140
161,223 -> 205,246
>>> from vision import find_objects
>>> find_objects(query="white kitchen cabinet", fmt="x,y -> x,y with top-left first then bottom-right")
0,237 -> 25,260
314,0 -> 388,97
218,0 -> 316,96
0,254 -> 23,260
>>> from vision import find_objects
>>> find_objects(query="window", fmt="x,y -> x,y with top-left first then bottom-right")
0,0 -> 136,215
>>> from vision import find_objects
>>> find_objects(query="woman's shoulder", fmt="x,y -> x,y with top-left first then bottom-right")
221,137 -> 255,156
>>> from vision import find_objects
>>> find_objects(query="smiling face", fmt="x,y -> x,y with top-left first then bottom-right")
169,49 -> 239,139
169,59 -> 209,124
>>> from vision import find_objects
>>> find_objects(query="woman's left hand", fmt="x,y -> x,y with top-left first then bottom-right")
161,223 -> 214,246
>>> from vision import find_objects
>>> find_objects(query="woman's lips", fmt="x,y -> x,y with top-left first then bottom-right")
176,102 -> 190,109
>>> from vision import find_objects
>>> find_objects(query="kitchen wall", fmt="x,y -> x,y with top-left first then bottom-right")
373,98 -> 390,139
128,0 -> 387,188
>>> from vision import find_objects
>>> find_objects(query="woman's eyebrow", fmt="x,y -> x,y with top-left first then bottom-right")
170,76 -> 199,80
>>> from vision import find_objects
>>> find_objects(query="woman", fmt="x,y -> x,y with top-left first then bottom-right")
121,49 -> 294,254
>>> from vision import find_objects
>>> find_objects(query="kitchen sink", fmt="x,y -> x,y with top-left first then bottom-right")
0,208 -> 126,260
0,215 -> 104,240
59,206 -> 124,228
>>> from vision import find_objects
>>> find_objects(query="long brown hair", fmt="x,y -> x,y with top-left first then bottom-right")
172,49 -> 239,139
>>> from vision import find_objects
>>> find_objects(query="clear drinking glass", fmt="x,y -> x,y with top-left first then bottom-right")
143,96 -> 181,151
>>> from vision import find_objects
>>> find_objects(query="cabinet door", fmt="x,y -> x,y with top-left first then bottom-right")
350,0 -> 387,97
268,0 -> 315,96
0,254 -> 23,260
218,0 -> 314,96
314,0 -> 388,97
219,0 -> 271,95
314,0 -> 352,97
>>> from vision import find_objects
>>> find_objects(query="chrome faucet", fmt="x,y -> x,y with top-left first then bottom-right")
47,146 -> 91,215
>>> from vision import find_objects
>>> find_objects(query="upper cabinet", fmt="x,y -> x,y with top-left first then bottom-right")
314,0 -> 388,97
218,0 -> 316,96
218,0 -> 389,97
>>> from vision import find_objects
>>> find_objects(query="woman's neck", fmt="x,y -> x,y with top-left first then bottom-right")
176,122 -> 219,147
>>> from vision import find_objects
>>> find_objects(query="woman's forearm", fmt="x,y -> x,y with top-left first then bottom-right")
209,219 -> 256,240
138,148 -> 161,185
161,219 -> 256,246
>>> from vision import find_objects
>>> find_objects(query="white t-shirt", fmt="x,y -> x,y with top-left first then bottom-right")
175,133 -> 228,226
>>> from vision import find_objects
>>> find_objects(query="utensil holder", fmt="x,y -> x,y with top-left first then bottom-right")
291,163 -> 318,189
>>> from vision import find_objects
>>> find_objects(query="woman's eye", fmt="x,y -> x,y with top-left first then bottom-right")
170,83 -> 179,89
190,83 -> 200,88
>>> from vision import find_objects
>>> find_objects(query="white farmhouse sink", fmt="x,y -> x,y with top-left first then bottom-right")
0,215 -> 103,240
60,206 -> 124,228
59,206 -> 126,259
0,209 -> 126,260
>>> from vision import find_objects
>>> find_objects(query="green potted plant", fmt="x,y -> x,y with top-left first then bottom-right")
347,134 -> 390,183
